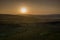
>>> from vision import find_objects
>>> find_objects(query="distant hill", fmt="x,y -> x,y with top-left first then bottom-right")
0,14 -> 60,24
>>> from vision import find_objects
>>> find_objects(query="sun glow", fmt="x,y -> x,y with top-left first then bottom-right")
20,7 -> 27,14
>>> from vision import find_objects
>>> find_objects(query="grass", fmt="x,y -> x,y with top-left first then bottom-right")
0,21 -> 60,40
0,14 -> 60,40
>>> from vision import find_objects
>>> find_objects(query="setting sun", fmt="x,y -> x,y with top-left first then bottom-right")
20,7 -> 27,14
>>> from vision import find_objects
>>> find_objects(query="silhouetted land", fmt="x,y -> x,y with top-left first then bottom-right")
0,14 -> 60,40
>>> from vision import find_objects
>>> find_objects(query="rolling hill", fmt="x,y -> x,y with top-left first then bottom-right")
0,14 -> 60,24
0,14 -> 60,40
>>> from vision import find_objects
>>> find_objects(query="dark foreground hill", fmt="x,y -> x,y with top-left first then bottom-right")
0,14 -> 60,40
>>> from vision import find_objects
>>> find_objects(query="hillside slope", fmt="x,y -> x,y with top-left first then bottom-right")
0,14 -> 60,24
0,14 -> 60,40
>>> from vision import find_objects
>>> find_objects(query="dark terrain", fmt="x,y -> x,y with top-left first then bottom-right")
0,14 -> 60,40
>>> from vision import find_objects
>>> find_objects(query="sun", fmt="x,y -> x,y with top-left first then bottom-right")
20,7 -> 27,14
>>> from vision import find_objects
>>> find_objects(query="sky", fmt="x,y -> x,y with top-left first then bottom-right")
0,0 -> 60,15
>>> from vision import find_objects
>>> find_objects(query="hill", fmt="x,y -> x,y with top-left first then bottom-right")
0,14 -> 60,40
0,14 -> 60,24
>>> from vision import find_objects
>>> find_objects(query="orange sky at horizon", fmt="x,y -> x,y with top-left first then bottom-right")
0,0 -> 59,15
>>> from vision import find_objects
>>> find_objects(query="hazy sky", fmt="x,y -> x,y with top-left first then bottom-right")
0,0 -> 60,15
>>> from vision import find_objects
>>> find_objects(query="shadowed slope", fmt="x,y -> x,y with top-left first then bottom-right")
0,14 -> 60,40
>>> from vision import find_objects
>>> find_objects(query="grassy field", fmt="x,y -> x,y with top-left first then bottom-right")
0,14 -> 60,40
